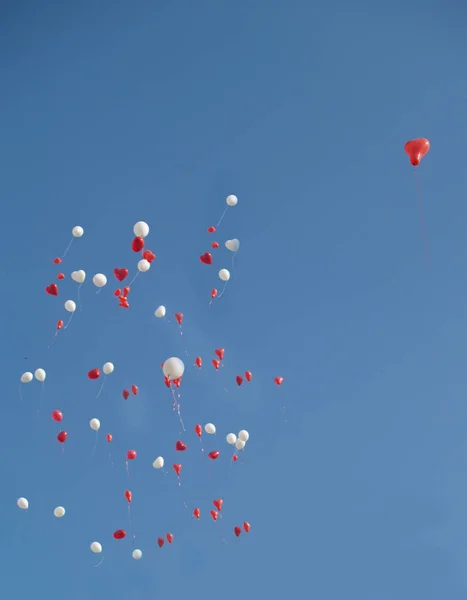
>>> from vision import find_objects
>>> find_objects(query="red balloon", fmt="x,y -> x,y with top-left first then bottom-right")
232,454 -> 238,462
132,236 -> 144,252
173,463 -> 182,476
166,533 -> 174,544
127,450 -> 137,460
207,226 -> 216,233
52,410 -> 63,422
195,356 -> 202,368
243,521 -> 251,533
173,377 -> 181,388
142,250 -> 156,263
56,320 -> 64,330
119,299 -> 129,308
211,241 -> 219,248
53,257 -> 62,265
175,440 -> 187,452
122,286 -> 130,297
213,498 -> 223,511
210,509 -> 219,521
46,283 -> 58,296
122,389 -> 130,400
175,312 -> 183,325
193,507 -> 200,519
214,348 -> 224,360
106,433 -> 112,442
208,450 -> 220,460
164,376 -> 171,388
124,490 -> 132,503
57,273 -> 65,280
194,424 -> 202,437
245,371 -> 252,382
234,526 -> 242,537
200,252 -> 213,265
113,529 -> 126,540
131,384 -> 138,395
157,537 -> 164,548
114,267 -> 128,282
236,375 -> 243,386
211,288 -> 218,299
88,368 -> 100,380
274,376 -> 284,386
114,288 -> 121,297
404,138 -> 430,167
212,359 -> 220,370
57,431 -> 67,443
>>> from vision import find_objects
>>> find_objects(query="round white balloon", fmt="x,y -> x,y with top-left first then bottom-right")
103,362 -> 114,375
137,259 -> 150,273
90,542 -> 102,554
238,430 -> 249,442
155,305 -> 166,318
17,497 -> 28,510
34,368 -> 46,382
205,423 -> 216,435
162,357 -> 185,380
133,221 -> 149,238
54,506 -> 65,518
72,225 -> 84,237
93,273 -> 107,288
90,418 -> 101,431
64,300 -> 76,313
218,269 -> 230,282
226,194 -> 238,207
153,456 -> 164,469
132,549 -> 143,560
225,239 -> 240,252
20,372 -> 33,384
235,439 -> 246,450
71,270 -> 86,283
226,433 -> 237,445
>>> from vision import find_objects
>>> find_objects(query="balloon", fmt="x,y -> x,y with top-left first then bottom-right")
137,259 -> 150,272
166,533 -> 174,544
122,389 -> 130,400
132,549 -> 143,560
211,289 -> 218,299
143,250 -> 156,263
208,450 -> 220,460
46,284 -> 58,296
114,268 -> 128,282
404,138 -> 430,167
72,226 -> 84,237
90,418 -> 100,431
133,221 -> 149,238
131,385 -> 138,395
34,368 -> 46,382
90,542 -> 102,554
17,497 -> 28,510
232,454 -> 238,462
57,320 -> 64,329
211,241 -> 219,248
93,273 -> 107,288
64,300 -> 76,313
225,239 -> 240,252
103,362 -> 114,375
53,257 -> 62,265
71,270 -> 86,283
20,372 -> 33,384
162,357 -> 185,380
132,237 -> 144,252
157,537 -> 165,548
274,376 -> 284,386
52,410 -> 63,422
113,529 -> 126,540
57,273 -> 65,280
205,423 -> 216,434
210,510 -> 219,521
235,439 -> 245,450
88,368 -> 100,380
234,526 -> 242,537
226,194 -> 238,207
236,375 -> 243,386
245,370 -> 252,382
213,499 -> 223,511
54,506 -> 65,518
214,348 -> 224,360
175,441 -> 187,451
193,508 -> 200,519
207,226 -> 216,233
238,430 -> 249,442
124,490 -> 132,503
57,431 -> 67,443
127,450 -> 137,460
218,269 -> 230,281
194,424 -> 202,437
200,252 -> 213,265
153,456 -> 164,469
155,305 -> 166,318
173,464 -> 182,476
195,357 -> 202,368
106,434 -> 112,442
175,312 -> 183,325
226,433 -> 237,445
212,359 -> 220,370
243,521 -> 251,533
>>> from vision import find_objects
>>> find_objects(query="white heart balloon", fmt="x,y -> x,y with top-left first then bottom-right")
225,239 -> 240,252
71,270 -> 86,283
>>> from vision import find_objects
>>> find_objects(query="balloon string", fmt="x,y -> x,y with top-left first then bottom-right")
128,271 -> 140,287
126,461 -> 131,480
61,237 -> 74,260
96,378 -> 106,399
77,283 -> 83,312
215,206 -> 228,228
63,312 -> 74,330
94,556 -> 105,568
414,169 -> 430,267
231,251 -> 238,270
217,281 -> 229,299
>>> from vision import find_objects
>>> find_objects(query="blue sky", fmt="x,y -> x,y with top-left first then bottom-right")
1,1 -> 467,598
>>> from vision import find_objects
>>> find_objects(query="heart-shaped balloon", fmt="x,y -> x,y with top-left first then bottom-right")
46,284 -> 58,296
236,375 -> 243,386
245,371 -> 252,382
157,537 -> 164,548
131,384 -> 138,395
212,359 -> 220,370
404,138 -> 430,167
200,252 -> 213,265
122,389 -> 130,400
175,440 -> 187,451
225,239 -> 240,252
57,273 -> 65,280
215,348 -> 224,360
274,376 -> 284,386
234,526 -> 241,537
71,270 -> 85,283
213,498 -> 223,511
114,288 -> 121,297
166,533 -> 174,544
114,268 -> 128,282
142,250 -> 155,263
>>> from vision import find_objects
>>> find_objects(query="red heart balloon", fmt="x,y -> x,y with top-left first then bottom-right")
215,348 -> 224,360
166,533 -> 174,543
211,241 -> 219,248
207,226 -> 216,233
157,537 -> 164,548
46,284 -> 58,296
122,389 -> 130,400
236,375 -> 243,386
213,498 -> 223,511
114,288 -> 121,296
132,237 -> 144,252
243,521 -> 251,533
114,268 -> 129,282
274,376 -> 284,386
245,371 -> 252,382
234,526 -> 241,537
53,257 -> 62,265
142,250 -> 155,263
404,138 -> 430,167
212,359 -> 220,370
123,286 -> 130,297
131,384 -> 138,395
210,510 -> 218,520
57,273 -> 65,280
175,440 -> 187,451
200,252 -> 213,265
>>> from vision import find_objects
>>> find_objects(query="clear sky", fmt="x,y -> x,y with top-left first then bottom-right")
1,1 -> 467,598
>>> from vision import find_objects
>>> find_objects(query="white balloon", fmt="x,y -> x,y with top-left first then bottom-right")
132,549 -> 143,560
71,270 -> 86,283
72,225 -> 84,238
225,239 -> 240,252
153,456 -> 164,469
64,300 -> 76,313
133,221 -> 149,238
93,273 -> 107,288
34,368 -> 46,382
54,506 -> 65,518
238,430 -> 249,442
226,433 -> 237,445
90,542 -> 102,554
90,418 -> 101,431
162,357 -> 185,380
155,305 -> 166,318
103,362 -> 114,375
235,439 -> 246,450
17,497 -> 28,510
226,194 -> 238,207
205,423 -> 216,435
20,372 -> 33,384
137,259 -> 150,273
218,269 -> 230,282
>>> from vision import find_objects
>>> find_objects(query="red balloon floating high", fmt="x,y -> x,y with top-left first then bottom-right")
211,241 -> 219,248
195,356 -> 202,368
124,490 -> 132,503
212,359 -> 220,370
234,526 -> 242,537
243,521 -> 251,533
57,431 -> 67,443
245,370 -> 252,382
404,138 -> 430,167
88,368 -> 100,380
208,450 -> 220,460
214,348 -> 225,360
122,389 -> 130,400
236,375 -> 243,386
142,250 -> 155,263
114,288 -> 121,297
200,252 -> 213,265
274,376 -> 284,386
131,236 -> 144,252
175,440 -> 187,451
175,312 -> 183,325
56,320 -> 64,330
127,450 -> 137,460
52,410 -> 63,422
45,284 -> 58,296
166,533 -> 174,544
114,267 -> 128,282
157,537 -> 164,548
213,499 -> 223,511
106,434 -> 113,442
210,510 -> 219,521
207,226 -> 216,233
57,273 -> 65,280
193,507 -> 200,519
53,257 -> 62,265
131,384 -> 138,395
173,463 -> 182,476
113,529 -> 126,540
211,289 -> 218,299
194,424 -> 202,437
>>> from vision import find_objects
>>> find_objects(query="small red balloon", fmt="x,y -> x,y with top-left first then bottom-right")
123,286 -> 130,297
56,320 -> 64,330
114,267 -> 128,282
127,450 -> 137,460
236,375 -> 243,386
57,430 -> 67,443
52,410 -> 63,422
232,454 -> 238,462
164,376 -> 171,388
234,526 -> 242,537
53,257 -> 62,265
173,377 -> 181,388
404,138 -> 430,167
210,510 -> 219,521
119,299 -> 129,308
88,368 -> 100,380
122,389 -> 130,400
195,356 -> 202,368
245,371 -> 252,382
132,236 -> 144,252
243,521 -> 251,533
175,440 -> 187,452
157,537 -> 164,548
173,464 -> 182,476
175,312 -> 183,325
212,359 -> 220,370
113,529 -> 126,540
166,533 -> 174,544
124,490 -> 132,503
114,288 -> 121,296
193,507 -> 200,519
142,250 -> 155,263
200,252 -> 213,265
46,284 -> 58,296
208,450 -> 220,460
213,498 -> 223,511
207,226 -> 216,233
274,376 -> 284,386
211,241 -> 219,248
214,348 -> 224,360
131,384 -> 138,395
194,424 -> 202,437
106,433 -> 112,442
57,273 -> 65,280
211,289 -> 218,299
